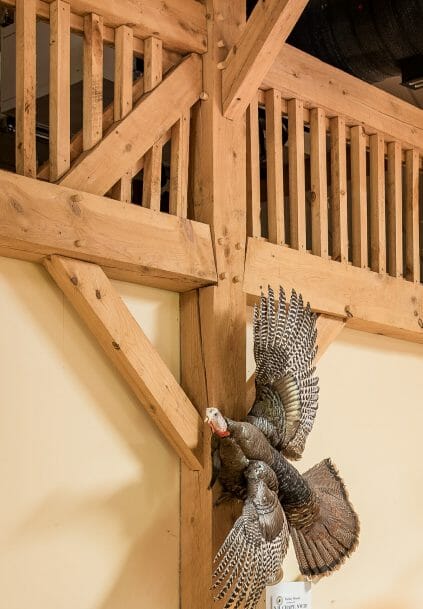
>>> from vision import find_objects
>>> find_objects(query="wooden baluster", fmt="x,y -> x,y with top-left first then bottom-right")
310,107 -> 328,258
246,93 -> 261,237
288,98 -> 306,251
49,0 -> 70,182
111,25 -> 134,202
369,134 -> 386,273
169,109 -> 190,218
350,125 -> 368,268
405,149 -> 420,283
330,116 -> 348,262
265,89 -> 284,244
387,142 -> 403,277
15,0 -> 36,177
142,37 -> 163,211
83,13 -> 103,151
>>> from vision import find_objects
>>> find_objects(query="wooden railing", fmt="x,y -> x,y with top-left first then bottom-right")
247,45 -> 423,285
5,0 -> 198,220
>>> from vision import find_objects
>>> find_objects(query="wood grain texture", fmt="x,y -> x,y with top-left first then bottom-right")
330,116 -> 348,262
169,110 -> 190,218
263,44 -> 423,153
245,237 -> 423,344
15,0 -> 36,177
49,0 -> 71,181
246,94 -> 261,237
0,170 -> 216,291
288,98 -> 306,250
83,13 -> 103,151
405,149 -> 420,283
386,141 -> 403,278
60,54 -> 202,196
222,0 -> 308,119
369,134 -> 386,273
1,0 -> 206,53
265,89 -> 284,244
310,108 -> 328,257
350,125 -> 368,268
45,255 -> 203,470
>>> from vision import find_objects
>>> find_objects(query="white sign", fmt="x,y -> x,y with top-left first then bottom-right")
266,581 -> 312,609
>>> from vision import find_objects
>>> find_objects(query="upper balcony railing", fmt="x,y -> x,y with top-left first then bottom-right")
247,44 -> 423,285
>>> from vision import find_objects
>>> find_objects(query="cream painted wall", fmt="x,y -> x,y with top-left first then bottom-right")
248,323 -> 423,609
2,255 -> 423,609
0,257 -> 180,609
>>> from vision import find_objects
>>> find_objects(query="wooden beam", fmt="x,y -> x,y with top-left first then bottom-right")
182,2 -> 247,606
350,125 -> 368,268
180,290 -> 212,608
288,98 -> 306,250
330,116 -> 348,263
0,170 -> 216,291
386,142 -> 403,278
369,134 -> 386,273
1,0 -> 207,54
142,37 -> 164,211
222,0 -> 308,120
111,25 -> 134,202
49,0 -> 71,181
310,107 -> 328,258
265,89 -> 284,245
405,149 -> 420,283
246,93 -> 261,237
262,44 -> 423,153
44,255 -> 203,470
244,238 -> 423,344
83,13 -> 103,151
15,0 -> 36,178
245,313 -> 345,412
59,54 -> 202,196
169,110 -> 190,218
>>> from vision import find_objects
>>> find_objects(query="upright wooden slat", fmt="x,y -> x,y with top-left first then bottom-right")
111,25 -> 134,202
369,134 -> 386,273
265,88 -> 284,244
288,98 -> 306,250
142,37 -> 163,211
405,149 -> 420,283
15,0 -> 36,177
330,116 -> 348,262
310,107 -> 328,257
387,142 -> 403,278
169,109 -> 190,217
83,13 -> 103,151
351,125 -> 368,268
49,0 -> 70,182
246,93 -> 261,237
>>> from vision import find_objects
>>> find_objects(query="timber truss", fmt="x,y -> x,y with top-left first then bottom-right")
0,1 -> 423,607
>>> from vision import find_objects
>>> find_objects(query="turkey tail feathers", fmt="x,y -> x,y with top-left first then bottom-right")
290,459 -> 360,578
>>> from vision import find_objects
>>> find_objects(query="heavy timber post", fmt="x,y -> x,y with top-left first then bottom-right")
180,2 -> 247,607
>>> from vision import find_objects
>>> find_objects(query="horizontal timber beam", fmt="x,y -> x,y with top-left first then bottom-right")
222,0 -> 308,120
262,45 -> 423,153
44,255 -> 204,470
1,0 -> 206,54
244,238 -> 423,344
60,53 -> 202,196
245,313 -> 345,412
0,170 -> 217,291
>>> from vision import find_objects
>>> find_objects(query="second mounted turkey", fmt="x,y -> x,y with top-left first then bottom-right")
205,286 -> 359,609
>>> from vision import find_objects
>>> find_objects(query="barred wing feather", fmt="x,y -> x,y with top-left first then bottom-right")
249,286 -> 319,460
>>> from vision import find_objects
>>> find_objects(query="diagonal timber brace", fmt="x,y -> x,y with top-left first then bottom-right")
59,53 -> 202,196
44,255 -> 204,471
222,0 -> 308,120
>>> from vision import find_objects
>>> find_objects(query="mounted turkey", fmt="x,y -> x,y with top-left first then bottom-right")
205,286 -> 359,609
